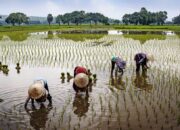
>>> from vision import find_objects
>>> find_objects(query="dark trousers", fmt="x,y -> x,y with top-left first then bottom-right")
136,61 -> 147,72
44,82 -> 49,92
136,63 -> 141,72
111,61 -> 116,75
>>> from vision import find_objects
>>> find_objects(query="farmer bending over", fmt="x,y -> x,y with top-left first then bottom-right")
111,56 -> 126,76
134,53 -> 154,72
73,66 -> 90,92
24,78 -> 52,108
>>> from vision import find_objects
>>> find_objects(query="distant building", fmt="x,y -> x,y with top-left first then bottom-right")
29,21 -> 41,25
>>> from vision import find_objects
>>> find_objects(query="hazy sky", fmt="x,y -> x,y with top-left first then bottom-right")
0,0 -> 179,20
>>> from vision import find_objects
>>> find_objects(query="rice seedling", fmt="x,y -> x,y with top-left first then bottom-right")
0,31 -> 180,130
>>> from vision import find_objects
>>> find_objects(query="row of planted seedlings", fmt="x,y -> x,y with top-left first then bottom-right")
98,68 -> 180,130
0,35 -> 163,69
0,35 -> 180,130
0,35 -> 134,71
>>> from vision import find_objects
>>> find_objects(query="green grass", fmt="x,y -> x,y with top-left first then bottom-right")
0,25 -> 111,32
114,25 -> 180,31
0,31 -> 29,41
123,34 -> 166,44
0,24 -> 179,42
57,34 -> 105,41
0,24 -> 180,32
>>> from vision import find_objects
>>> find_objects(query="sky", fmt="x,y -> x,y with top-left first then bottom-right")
0,0 -> 179,21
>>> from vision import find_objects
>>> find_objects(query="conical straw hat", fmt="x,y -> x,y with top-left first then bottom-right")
147,54 -> 154,62
74,73 -> 89,88
28,82 -> 46,99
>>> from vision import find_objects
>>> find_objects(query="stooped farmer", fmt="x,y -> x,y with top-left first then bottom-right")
134,53 -> 154,72
111,56 -> 126,76
73,66 -> 90,92
24,78 -> 52,108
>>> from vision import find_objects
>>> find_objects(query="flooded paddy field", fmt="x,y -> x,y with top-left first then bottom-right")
0,31 -> 180,130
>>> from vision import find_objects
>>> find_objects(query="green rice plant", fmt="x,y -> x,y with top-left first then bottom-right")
57,34 -> 105,42
123,34 -> 166,44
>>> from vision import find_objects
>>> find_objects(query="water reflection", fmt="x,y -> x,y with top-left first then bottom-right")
0,30 -> 177,43
175,31 -> 180,38
109,75 -> 125,90
0,32 -> 29,41
123,34 -> 166,44
73,92 -> 89,118
57,34 -> 105,41
46,31 -> 54,39
134,71 -> 153,92
25,103 -> 52,130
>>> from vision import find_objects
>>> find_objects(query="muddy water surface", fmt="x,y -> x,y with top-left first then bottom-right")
0,32 -> 180,130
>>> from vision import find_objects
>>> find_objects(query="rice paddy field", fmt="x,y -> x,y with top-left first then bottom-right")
0,30 -> 180,130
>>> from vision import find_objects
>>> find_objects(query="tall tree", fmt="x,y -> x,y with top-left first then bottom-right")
71,11 -> 85,25
61,13 -> 71,25
16,12 -> 29,25
5,12 -> 28,26
156,11 -> 167,25
139,7 -> 148,25
122,14 -> 130,25
173,14 -> 180,24
47,14 -> 53,26
56,14 -> 63,26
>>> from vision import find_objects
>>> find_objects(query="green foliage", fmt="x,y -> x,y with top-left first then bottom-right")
70,11 -> 85,25
122,7 -> 167,25
0,25 -> 180,33
0,32 -> 29,41
5,12 -> 28,26
59,11 -> 109,25
57,34 -> 105,41
0,35 -> 2,40
123,34 -> 166,44
56,15 -> 63,25
47,14 -> 53,26
173,14 -> 180,24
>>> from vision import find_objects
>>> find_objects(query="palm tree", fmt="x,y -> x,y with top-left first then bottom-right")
47,14 -> 53,26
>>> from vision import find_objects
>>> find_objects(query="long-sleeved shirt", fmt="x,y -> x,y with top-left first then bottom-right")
115,57 -> 126,69
74,66 -> 88,77
134,53 -> 147,64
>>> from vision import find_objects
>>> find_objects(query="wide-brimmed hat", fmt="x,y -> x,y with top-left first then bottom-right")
28,82 -> 46,99
147,54 -> 154,62
74,73 -> 89,88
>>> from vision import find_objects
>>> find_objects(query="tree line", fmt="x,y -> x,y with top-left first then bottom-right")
1,8 -> 180,26
50,11 -> 109,26
122,7 -> 168,25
